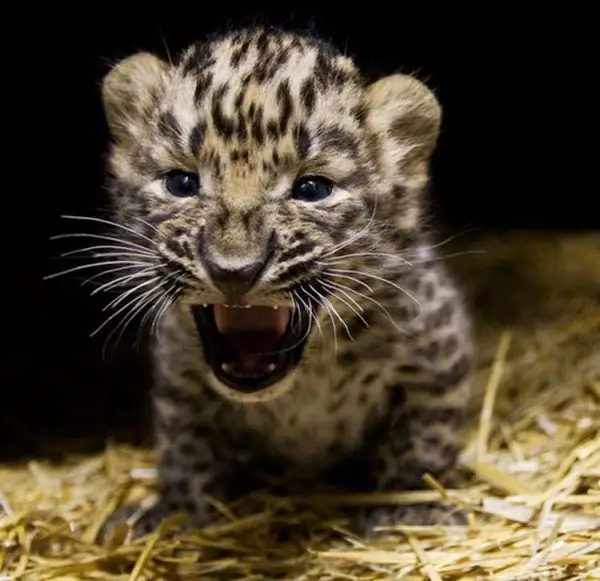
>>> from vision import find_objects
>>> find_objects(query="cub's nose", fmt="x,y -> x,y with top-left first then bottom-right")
202,258 -> 265,300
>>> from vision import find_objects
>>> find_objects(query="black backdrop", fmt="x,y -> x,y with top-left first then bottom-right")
2,6 -> 595,459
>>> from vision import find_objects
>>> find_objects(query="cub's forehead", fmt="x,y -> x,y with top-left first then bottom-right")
160,29 -> 365,144
179,29 -> 358,94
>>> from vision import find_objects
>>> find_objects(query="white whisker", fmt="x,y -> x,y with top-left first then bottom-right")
75,251 -> 158,262
320,271 -> 374,293
92,284 -> 162,338
325,267 -> 421,310
304,285 -> 339,353
323,196 -> 379,258
409,249 -> 487,264
319,280 -> 369,329
310,283 -> 352,341
60,244 -> 157,259
44,259 -> 156,280
59,214 -> 157,246
145,273 -> 186,345
288,291 -> 302,335
323,277 -> 409,335
103,276 -> 161,311
264,296 -> 313,356
151,286 -> 180,343
50,233 -> 153,255
80,264 -> 154,287
102,286 -> 166,358
129,215 -> 160,233
90,266 -> 157,296
402,230 -> 471,255
318,252 -> 412,266
318,279 -> 364,312
293,289 -> 324,344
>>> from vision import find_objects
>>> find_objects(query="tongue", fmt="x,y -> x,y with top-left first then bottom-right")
213,306 -> 289,336
213,305 -> 291,374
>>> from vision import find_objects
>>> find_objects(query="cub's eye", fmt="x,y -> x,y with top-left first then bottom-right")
291,175 -> 334,202
164,170 -> 200,198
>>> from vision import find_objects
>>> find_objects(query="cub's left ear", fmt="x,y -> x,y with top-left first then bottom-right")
101,52 -> 168,144
363,74 -> 442,171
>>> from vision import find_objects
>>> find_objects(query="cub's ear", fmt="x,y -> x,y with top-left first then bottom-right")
363,73 -> 442,172
101,52 -> 168,143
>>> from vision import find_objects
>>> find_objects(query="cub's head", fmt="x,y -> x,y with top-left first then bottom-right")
101,27 -> 441,400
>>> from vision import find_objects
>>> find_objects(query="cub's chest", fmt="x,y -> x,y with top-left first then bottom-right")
237,371 -> 389,467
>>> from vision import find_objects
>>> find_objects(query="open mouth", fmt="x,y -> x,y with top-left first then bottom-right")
191,302 -> 313,394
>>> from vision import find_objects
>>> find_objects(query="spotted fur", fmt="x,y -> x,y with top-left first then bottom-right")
98,27 -> 473,539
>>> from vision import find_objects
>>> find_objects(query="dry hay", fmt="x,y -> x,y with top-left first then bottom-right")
2,231 -> 600,580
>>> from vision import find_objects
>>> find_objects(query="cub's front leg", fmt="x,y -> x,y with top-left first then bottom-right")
356,296 -> 473,536
100,380 -> 233,541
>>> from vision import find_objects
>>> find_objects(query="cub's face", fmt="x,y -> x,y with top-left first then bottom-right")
101,28 -> 441,399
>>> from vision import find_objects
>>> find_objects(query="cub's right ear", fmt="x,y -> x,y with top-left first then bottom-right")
101,52 -> 168,143
362,73 -> 441,174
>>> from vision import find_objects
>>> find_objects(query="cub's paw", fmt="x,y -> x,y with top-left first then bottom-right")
96,499 -> 191,544
353,503 -> 466,538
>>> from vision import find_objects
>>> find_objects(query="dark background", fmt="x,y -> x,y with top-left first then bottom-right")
2,7 -> 595,460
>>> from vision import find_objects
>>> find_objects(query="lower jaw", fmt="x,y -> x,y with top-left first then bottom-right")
212,360 -> 291,394
209,368 -> 298,403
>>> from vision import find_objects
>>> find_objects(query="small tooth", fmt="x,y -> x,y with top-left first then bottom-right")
221,363 -> 232,372
202,304 -> 208,307
244,305 -> 252,309
223,304 -> 230,308
266,363 -> 276,372
273,306 -> 279,310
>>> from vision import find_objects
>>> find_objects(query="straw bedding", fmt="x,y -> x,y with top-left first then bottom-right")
1,231 -> 599,580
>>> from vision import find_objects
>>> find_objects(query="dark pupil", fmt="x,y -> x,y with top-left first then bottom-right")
296,178 -> 329,201
174,175 -> 195,194
167,171 -> 198,197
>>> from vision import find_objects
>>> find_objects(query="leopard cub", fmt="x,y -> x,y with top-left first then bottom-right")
97,26 -> 473,539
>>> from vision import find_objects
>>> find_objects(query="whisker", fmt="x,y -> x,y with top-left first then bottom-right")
295,293 -> 305,335
310,283 -> 352,341
103,276 -> 161,311
403,230 -> 472,254
263,298 -> 313,356
59,214 -> 157,246
129,215 -> 160,233
318,279 -> 364,313
304,285 -> 339,353
90,266 -> 157,296
151,285 -> 181,342
80,264 -> 154,287
69,252 -> 158,262
409,249 -> 488,264
325,267 -> 421,310
91,284 -> 161,338
60,244 -> 157,259
318,252 -> 412,266
319,279 -> 369,329
50,233 -> 154,255
288,291 -> 302,335
127,277 -> 181,347
102,286 -> 165,358
44,259 -> 156,280
322,196 -> 379,258
323,277 -> 409,335
293,289 -> 324,344
319,271 -> 374,293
